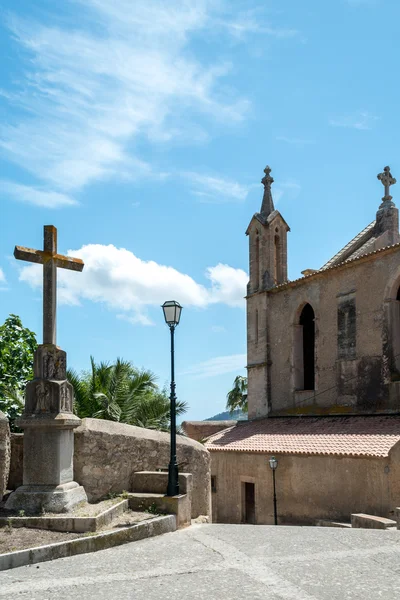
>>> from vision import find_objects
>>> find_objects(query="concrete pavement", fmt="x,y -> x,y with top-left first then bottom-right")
1,524 -> 400,599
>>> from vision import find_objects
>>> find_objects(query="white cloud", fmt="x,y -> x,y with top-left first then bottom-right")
1,181 -> 77,208
186,172 -> 250,202
1,1 -> 256,202
18,243 -> 248,324
0,268 -> 6,283
329,111 -> 379,130
183,353 -> 247,378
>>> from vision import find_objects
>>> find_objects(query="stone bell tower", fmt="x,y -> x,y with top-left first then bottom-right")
245,166 -> 290,418
246,166 -> 290,294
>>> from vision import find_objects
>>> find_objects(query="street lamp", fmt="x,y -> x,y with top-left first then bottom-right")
269,456 -> 278,525
162,301 -> 183,497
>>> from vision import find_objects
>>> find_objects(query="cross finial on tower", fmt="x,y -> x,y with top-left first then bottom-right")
377,166 -> 396,203
261,165 -> 274,188
260,165 -> 275,216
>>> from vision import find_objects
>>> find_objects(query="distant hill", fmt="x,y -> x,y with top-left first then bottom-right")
205,409 -> 247,421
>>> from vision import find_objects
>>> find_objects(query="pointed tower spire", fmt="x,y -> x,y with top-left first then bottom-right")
260,166 -> 275,216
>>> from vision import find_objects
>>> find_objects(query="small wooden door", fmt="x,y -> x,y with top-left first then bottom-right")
244,482 -> 255,524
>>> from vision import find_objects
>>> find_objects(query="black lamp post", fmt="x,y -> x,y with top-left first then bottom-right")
162,300 -> 183,497
269,456 -> 278,525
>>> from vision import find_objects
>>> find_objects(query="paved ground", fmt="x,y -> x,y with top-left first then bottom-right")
1,524 -> 400,599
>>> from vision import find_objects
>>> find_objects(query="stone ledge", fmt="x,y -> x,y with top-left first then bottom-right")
131,471 -> 192,495
351,513 -> 397,529
128,493 -> 191,529
0,514 -> 176,571
0,499 -> 128,533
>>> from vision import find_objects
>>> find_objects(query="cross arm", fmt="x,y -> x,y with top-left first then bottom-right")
14,246 -> 45,265
55,254 -> 84,272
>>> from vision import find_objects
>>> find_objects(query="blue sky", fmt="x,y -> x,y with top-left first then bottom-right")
1,0 -> 399,421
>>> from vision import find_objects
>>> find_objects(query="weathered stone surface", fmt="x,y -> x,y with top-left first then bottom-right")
73,418 -> 211,519
0,411 -> 11,500
34,345 -> 67,380
351,513 -> 397,529
25,379 -> 74,415
128,492 -> 191,528
132,471 -> 192,496
8,433 -> 23,490
5,482 -> 87,514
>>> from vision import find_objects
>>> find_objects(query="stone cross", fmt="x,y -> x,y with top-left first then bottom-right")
377,166 -> 396,201
14,226 -> 84,345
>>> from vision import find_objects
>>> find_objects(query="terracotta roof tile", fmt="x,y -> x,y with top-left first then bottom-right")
205,416 -> 400,457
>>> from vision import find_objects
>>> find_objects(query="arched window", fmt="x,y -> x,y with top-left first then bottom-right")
274,235 -> 282,284
299,304 -> 315,390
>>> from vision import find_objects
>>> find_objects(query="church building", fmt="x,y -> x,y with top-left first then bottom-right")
201,165 -> 400,525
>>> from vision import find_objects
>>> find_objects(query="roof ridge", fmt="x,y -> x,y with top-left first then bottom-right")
321,221 -> 375,270
269,240 -> 400,292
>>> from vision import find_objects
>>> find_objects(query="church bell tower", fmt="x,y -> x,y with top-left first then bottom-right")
246,166 -> 290,293
245,166 -> 290,419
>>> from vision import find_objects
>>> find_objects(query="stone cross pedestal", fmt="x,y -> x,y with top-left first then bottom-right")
6,226 -> 87,513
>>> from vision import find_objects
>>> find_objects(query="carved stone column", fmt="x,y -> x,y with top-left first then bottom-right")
5,345 -> 87,513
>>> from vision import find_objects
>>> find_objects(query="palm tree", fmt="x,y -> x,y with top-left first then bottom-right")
226,375 -> 248,414
68,357 -> 187,432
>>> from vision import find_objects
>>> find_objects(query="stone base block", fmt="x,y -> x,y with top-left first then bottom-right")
5,481 -> 87,514
351,513 -> 397,530
128,492 -> 191,528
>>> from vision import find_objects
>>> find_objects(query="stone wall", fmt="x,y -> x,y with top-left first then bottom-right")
73,419 -> 211,519
182,421 -> 236,442
211,447 -> 400,524
0,411 -> 11,500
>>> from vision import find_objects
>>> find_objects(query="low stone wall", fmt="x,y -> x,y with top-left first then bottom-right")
74,419 -> 211,519
182,420 -> 236,442
8,433 -> 23,491
0,411 -> 11,499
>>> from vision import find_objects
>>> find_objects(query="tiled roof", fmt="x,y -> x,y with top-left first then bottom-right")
205,416 -> 400,457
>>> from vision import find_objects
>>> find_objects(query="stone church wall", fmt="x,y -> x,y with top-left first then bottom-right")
210,448 -> 400,524
248,247 -> 400,417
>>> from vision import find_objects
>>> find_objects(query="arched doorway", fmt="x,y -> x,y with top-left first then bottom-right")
299,303 -> 315,390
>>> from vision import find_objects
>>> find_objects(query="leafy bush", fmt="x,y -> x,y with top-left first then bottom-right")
0,314 -> 37,430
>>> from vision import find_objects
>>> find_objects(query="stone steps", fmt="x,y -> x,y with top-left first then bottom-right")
351,513 -> 397,530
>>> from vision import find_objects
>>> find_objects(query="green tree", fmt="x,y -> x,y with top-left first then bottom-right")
68,357 -> 187,432
226,375 -> 248,414
0,314 -> 38,429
